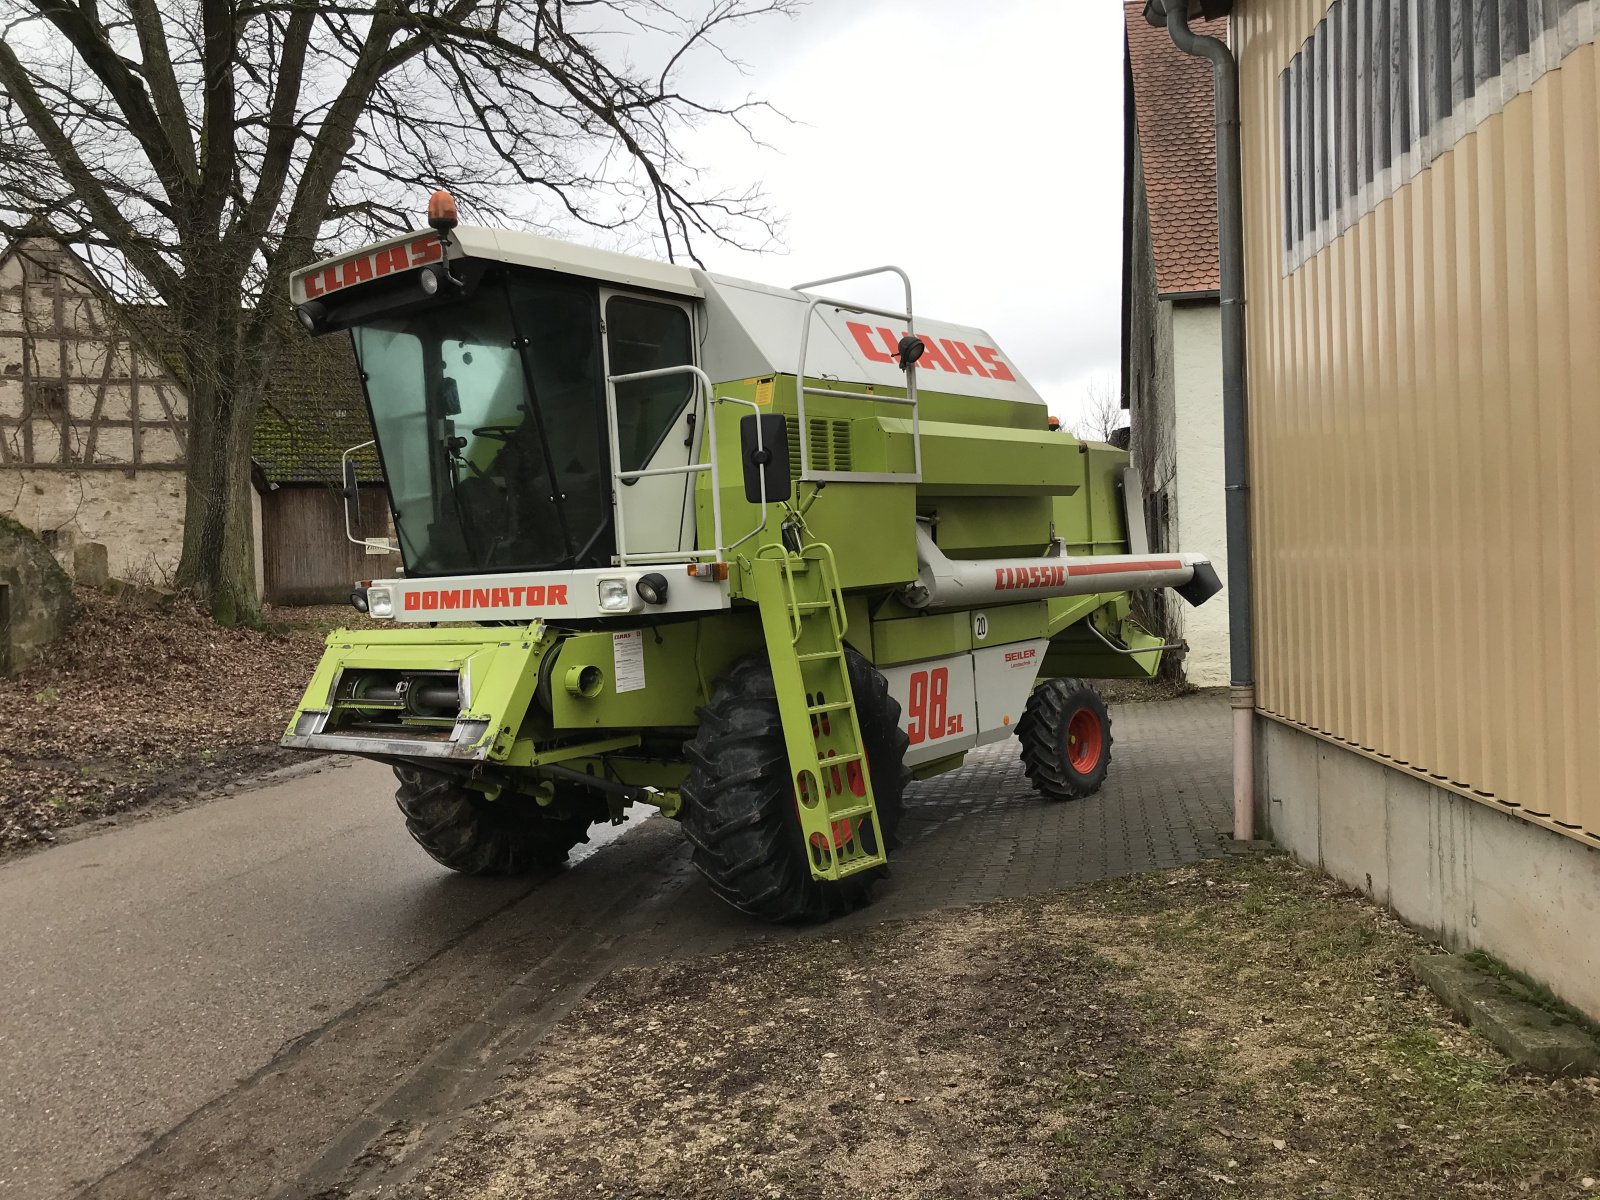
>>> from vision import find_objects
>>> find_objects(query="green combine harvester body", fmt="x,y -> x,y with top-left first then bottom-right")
283,203 -> 1221,920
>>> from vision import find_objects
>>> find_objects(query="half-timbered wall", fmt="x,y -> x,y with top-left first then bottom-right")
0,239 -> 190,582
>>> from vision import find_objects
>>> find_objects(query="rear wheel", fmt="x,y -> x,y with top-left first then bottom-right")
680,650 -> 908,922
1017,677 -> 1113,800
394,767 -> 596,875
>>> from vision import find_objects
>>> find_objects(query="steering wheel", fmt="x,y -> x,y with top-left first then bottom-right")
471,425 -> 522,441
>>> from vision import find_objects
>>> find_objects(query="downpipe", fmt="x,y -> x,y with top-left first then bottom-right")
1156,0 -> 1257,841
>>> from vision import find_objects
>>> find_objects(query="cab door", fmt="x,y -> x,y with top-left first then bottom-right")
600,290 -> 700,558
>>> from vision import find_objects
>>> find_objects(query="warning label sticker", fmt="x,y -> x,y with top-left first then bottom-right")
612,630 -> 646,694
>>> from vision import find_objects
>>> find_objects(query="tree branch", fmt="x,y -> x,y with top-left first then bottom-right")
126,0 -> 199,179
22,0 -> 195,210
0,38 -> 180,296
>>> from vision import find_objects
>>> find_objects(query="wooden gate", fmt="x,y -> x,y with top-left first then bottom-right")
261,484 -> 392,606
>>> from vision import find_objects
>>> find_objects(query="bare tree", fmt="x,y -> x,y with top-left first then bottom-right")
1071,373 -> 1126,443
1126,364 -> 1181,680
0,0 -> 792,622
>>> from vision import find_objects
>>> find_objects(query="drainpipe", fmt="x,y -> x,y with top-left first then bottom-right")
1153,1 -> 1256,842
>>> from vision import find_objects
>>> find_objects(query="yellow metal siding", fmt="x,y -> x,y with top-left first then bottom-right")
1234,0 -> 1600,847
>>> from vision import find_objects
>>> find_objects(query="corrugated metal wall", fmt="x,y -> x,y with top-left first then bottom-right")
1234,0 -> 1600,848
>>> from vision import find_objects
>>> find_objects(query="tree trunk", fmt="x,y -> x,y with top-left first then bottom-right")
176,372 -> 261,624
174,310 -> 267,625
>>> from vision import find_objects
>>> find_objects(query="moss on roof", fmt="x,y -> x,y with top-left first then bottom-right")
252,332 -> 383,484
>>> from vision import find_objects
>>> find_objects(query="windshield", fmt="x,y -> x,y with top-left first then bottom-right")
351,272 -> 610,575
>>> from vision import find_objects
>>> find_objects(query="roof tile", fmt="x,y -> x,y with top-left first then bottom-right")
252,332 -> 378,485
1125,3 -> 1225,295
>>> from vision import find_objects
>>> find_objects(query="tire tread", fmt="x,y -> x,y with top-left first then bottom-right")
679,651 -> 908,922
394,767 -> 592,876
1016,677 -> 1114,801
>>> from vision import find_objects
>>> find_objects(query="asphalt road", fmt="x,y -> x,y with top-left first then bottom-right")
0,757 -> 655,1200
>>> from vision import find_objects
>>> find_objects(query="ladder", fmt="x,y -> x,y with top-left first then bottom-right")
749,541 -> 887,881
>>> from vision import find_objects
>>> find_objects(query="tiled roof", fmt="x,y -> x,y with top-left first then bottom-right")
251,332 -> 381,485
1124,3 -> 1225,295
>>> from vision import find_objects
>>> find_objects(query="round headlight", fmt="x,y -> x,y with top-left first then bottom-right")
418,267 -> 440,296
636,572 -> 669,606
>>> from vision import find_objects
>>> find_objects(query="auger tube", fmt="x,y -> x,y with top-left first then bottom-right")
902,525 -> 1221,612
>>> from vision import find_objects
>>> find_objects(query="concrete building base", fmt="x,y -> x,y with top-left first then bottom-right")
1258,716 -> 1600,1022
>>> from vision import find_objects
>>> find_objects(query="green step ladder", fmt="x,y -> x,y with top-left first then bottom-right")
749,540 -> 887,882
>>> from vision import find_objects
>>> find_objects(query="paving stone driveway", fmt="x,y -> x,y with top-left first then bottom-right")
857,691 -> 1234,923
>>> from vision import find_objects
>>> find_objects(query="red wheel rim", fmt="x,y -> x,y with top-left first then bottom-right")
1066,707 -> 1103,773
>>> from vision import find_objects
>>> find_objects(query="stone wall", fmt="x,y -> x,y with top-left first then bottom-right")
0,513 -> 74,674
2,467 -> 185,584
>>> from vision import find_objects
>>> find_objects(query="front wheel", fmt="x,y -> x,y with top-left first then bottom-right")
1016,677 -> 1113,800
679,650 -> 908,922
394,767 -> 596,875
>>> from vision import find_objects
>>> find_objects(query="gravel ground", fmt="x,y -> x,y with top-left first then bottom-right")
399,854 -> 1600,1200
0,588 -> 362,853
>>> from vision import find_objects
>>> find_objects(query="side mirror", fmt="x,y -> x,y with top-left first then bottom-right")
342,456 -> 362,532
739,412 -> 790,504
438,376 -> 461,416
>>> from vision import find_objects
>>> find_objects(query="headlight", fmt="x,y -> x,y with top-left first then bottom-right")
367,586 -> 394,617
597,578 -> 634,612
635,572 -> 669,606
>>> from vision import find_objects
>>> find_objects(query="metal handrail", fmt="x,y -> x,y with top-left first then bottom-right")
792,266 -> 922,484
604,365 -> 769,566
1082,617 -> 1186,656
338,439 -> 394,551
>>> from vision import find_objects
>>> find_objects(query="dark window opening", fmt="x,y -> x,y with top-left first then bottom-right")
29,380 -> 65,414
1278,0 -> 1579,266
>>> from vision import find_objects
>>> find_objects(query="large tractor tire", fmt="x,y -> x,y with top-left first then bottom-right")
394,766 -> 595,876
680,650 -> 909,922
1017,677 -> 1113,801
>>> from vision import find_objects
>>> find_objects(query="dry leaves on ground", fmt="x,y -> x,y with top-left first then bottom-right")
0,587 -> 359,851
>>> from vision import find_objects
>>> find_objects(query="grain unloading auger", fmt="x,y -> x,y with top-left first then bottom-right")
281,193 -> 1221,921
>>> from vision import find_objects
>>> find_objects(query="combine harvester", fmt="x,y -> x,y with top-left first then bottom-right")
282,193 -> 1220,921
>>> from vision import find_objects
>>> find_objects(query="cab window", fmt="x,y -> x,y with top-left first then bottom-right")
606,296 -> 693,475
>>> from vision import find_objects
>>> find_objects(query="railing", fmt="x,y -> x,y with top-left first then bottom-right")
792,265 -> 922,484
604,364 -> 768,566
338,439 -> 396,554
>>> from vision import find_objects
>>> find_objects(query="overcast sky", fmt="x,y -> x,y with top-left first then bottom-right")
667,0 -> 1127,428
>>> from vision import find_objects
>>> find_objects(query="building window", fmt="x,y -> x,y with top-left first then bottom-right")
29,380 -> 65,414
1279,0 -> 1597,270
1145,490 -> 1171,553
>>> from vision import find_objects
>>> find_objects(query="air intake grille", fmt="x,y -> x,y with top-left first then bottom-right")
785,416 -> 851,477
